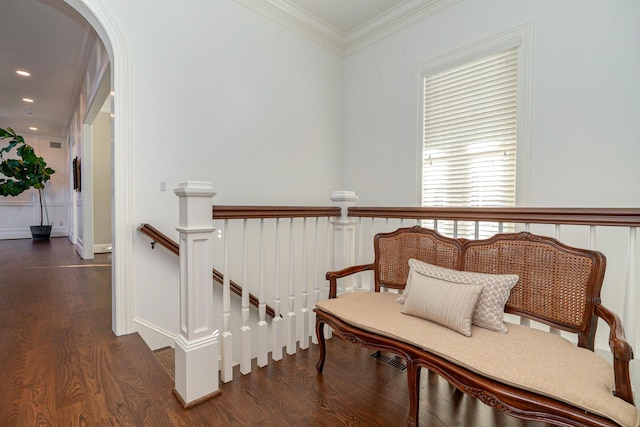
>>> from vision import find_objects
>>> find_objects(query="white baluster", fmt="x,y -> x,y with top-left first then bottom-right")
370,217 -> 376,249
272,218 -> 283,361
356,218 -> 363,291
328,217 -> 334,273
588,225 -> 596,250
311,217 -> 320,345
221,219 -> 233,383
240,219 -> 251,375
299,217 -> 310,350
623,227 -> 637,352
257,218 -> 268,367
324,215 -> 333,339
286,218 -> 297,355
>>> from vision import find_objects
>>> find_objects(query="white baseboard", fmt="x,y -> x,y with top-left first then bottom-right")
133,317 -> 177,350
0,227 -> 70,240
94,243 -> 112,253
0,230 -> 32,239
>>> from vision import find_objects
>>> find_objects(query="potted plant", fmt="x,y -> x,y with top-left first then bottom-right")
0,127 -> 56,239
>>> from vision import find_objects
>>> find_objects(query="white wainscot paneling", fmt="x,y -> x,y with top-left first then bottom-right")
0,199 -> 36,239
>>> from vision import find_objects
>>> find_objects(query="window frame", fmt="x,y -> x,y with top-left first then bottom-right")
415,22 -> 533,209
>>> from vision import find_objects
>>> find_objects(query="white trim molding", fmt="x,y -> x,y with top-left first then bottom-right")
65,0 -> 135,336
234,0 -> 461,57
415,21 -> 534,207
134,317 -> 177,351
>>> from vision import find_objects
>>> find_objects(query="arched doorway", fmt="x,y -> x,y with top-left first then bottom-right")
64,0 -> 133,336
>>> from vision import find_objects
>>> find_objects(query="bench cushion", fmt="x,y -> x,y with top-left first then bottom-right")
316,291 -> 640,427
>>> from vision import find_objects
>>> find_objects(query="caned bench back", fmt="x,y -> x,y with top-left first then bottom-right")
373,227 -> 606,348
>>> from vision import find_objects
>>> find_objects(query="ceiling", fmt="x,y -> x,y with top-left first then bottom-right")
1,0 -> 97,139
286,0 -> 406,34
236,0 -> 459,55
0,0 -> 456,140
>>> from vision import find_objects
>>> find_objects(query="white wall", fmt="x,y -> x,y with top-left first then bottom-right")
342,0 -> 640,208
77,1 -> 344,343
92,111 -> 112,252
68,34 -> 109,258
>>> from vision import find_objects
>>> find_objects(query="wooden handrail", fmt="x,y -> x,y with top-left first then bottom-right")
211,205 -> 640,226
137,223 -> 277,318
138,223 -> 179,254
347,207 -> 640,227
213,205 -> 341,220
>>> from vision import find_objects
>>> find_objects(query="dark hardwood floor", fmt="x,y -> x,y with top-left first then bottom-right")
0,237 -> 550,426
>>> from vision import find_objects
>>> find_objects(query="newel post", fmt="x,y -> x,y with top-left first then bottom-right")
173,181 -> 221,408
330,191 -> 358,293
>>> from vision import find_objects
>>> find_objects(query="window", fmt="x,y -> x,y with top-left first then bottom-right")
418,24 -> 531,239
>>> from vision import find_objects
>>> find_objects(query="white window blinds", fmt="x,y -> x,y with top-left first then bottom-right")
421,48 -> 518,238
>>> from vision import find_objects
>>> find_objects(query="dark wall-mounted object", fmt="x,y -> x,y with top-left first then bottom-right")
73,156 -> 81,191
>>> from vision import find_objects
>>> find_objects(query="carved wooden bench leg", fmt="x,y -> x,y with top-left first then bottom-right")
315,316 -> 327,373
406,360 -> 420,427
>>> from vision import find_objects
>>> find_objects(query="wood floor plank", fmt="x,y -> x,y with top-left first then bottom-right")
17,317 -> 57,427
0,312 -> 32,426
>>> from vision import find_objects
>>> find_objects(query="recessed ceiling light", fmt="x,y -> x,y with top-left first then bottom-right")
16,70 -> 30,77
23,98 -> 34,103
29,127 -> 38,131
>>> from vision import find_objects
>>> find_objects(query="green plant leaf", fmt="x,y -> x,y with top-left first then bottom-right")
0,127 -> 56,207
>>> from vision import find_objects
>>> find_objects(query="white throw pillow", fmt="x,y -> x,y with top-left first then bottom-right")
398,259 -> 519,333
401,272 -> 484,336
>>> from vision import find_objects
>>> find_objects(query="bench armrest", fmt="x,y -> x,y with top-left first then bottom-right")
325,264 -> 374,298
594,303 -> 635,404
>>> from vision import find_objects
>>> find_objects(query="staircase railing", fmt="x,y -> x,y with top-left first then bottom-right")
147,181 -> 640,409
210,201 -> 639,376
211,204 -> 342,383
137,223 -> 276,318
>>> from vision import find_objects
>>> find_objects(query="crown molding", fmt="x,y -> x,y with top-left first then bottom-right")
344,0 -> 462,55
234,0 -> 461,57
234,0 -> 344,55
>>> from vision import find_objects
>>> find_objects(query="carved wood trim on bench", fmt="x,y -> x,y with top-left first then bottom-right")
315,313 -> 623,427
